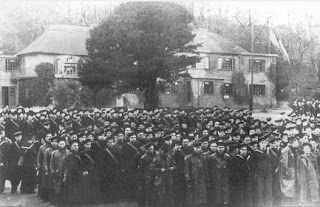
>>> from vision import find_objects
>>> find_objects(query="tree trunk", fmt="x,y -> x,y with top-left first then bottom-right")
144,79 -> 159,110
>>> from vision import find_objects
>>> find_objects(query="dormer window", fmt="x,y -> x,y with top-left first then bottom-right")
64,56 -> 77,75
194,56 -> 210,69
218,57 -> 235,71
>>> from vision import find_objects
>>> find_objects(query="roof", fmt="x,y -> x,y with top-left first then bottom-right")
190,28 -> 250,55
17,25 -> 91,56
0,55 -> 16,59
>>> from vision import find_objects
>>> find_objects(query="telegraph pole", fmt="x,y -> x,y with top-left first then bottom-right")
249,11 -> 254,111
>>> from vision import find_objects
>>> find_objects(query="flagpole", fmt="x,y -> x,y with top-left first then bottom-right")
249,11 -> 254,111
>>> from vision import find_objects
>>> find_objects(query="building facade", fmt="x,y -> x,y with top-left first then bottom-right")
0,55 -> 17,108
159,28 -> 277,109
4,26 -> 277,109
9,25 -> 90,106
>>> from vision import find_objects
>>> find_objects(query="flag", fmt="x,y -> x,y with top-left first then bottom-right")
269,25 -> 290,63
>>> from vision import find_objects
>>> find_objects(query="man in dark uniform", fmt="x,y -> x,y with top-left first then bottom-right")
5,111 -> 21,141
49,112 -> 59,135
0,129 -> 11,193
250,134 -> 278,207
72,113 -> 83,134
6,131 -> 24,194
20,133 -> 37,194
37,132 -> 52,199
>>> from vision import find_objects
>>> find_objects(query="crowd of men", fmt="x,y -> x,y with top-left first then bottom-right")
0,104 -> 320,207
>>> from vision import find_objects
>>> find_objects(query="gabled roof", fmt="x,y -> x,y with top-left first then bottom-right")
17,25 -> 91,56
190,28 -> 250,55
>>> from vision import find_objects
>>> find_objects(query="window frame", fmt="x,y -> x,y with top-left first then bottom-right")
219,58 -> 234,71
224,83 -> 232,95
63,56 -> 77,75
5,59 -> 16,71
204,81 -> 214,94
249,59 -> 265,72
250,84 -> 266,96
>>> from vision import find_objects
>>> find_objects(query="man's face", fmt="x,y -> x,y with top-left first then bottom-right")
51,140 -> 58,148
84,142 -> 91,150
58,141 -> 66,149
117,133 -> 124,142
303,145 -> 311,154
129,135 -> 137,143
201,141 -> 208,149
202,130 -> 209,136
217,145 -> 225,154
130,122 -> 136,128
70,135 -> 78,141
70,143 -> 79,152
239,147 -> 247,157
182,139 -> 189,147
259,140 -> 268,149
45,134 -> 52,142
234,135 -> 241,142
107,139 -> 114,147
194,146 -> 202,153
210,143 -> 217,152
15,135 -> 22,142
310,141 -> 318,149
147,145 -> 154,153
282,135 -> 288,143
244,137 -> 251,144
249,129 -> 255,135
125,127 -> 132,135
301,136 -> 309,144
292,140 -> 299,148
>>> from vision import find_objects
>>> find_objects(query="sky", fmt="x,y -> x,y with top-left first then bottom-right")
188,0 -> 320,26
1,0 -> 320,31
2,0 -> 320,26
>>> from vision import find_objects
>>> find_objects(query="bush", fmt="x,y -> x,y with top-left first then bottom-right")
231,71 -> 249,105
49,79 -> 93,109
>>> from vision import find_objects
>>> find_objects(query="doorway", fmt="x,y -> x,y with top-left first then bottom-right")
2,87 -> 9,107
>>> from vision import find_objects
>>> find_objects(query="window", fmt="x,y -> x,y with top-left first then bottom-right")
163,82 -> 178,94
25,88 -> 30,99
5,59 -> 16,71
224,83 -> 232,95
218,58 -> 234,70
10,87 -> 15,96
195,56 -> 210,69
172,82 -> 178,94
54,59 -> 62,74
63,57 -> 77,75
249,59 -> 265,71
204,81 -> 214,94
250,85 -> 266,96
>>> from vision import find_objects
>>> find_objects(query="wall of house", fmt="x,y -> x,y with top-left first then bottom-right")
159,54 -> 277,109
17,54 -> 82,77
0,57 -> 17,108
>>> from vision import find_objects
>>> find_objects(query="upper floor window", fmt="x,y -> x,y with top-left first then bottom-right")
204,81 -> 214,94
5,59 -> 16,71
218,58 -> 235,71
64,57 -> 77,75
194,56 -> 210,69
249,59 -> 265,72
54,59 -> 62,74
